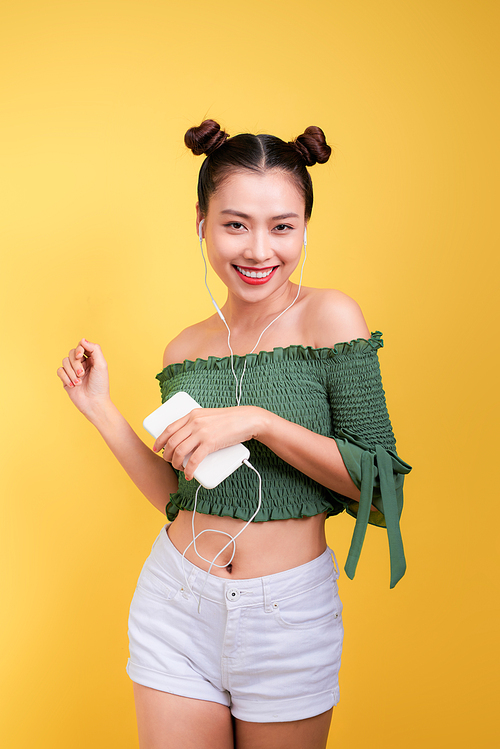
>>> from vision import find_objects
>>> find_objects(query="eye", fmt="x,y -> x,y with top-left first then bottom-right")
273,224 -> 293,232
224,222 -> 246,230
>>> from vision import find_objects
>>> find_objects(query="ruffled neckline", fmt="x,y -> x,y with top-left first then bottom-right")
157,331 -> 383,381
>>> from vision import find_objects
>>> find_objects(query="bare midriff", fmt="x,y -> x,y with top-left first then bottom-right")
167,510 -> 328,579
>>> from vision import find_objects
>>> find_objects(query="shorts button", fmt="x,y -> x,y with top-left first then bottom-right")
227,588 -> 240,601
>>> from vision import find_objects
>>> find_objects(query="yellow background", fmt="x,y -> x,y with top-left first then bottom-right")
1,1 -> 498,746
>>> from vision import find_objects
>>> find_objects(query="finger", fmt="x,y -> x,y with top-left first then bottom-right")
57,366 -> 75,389
61,355 -> 81,386
161,421 -> 204,470
153,414 -> 192,453
153,425 -> 174,454
183,445 -> 210,481
163,428 -> 196,467
69,348 -> 85,378
75,342 -> 88,362
78,338 -> 107,369
170,441 -> 195,471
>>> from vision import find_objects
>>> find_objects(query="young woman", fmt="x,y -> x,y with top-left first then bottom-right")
57,120 -> 411,749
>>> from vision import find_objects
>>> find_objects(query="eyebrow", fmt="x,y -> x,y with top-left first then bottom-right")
220,210 -> 300,220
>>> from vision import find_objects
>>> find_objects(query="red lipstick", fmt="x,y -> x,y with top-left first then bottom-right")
233,265 -> 278,285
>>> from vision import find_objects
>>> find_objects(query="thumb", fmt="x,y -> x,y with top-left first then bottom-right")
77,338 -> 107,368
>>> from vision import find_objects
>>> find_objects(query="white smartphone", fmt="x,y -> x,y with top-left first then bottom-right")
143,391 -> 250,490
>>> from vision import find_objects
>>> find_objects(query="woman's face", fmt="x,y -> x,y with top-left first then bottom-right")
198,169 -> 306,304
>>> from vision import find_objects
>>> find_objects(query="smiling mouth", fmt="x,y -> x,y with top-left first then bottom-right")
235,265 -> 277,279
233,265 -> 279,285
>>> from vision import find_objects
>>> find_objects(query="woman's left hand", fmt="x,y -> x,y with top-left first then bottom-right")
152,406 -> 266,480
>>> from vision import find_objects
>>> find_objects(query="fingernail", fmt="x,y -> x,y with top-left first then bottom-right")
75,379 -> 80,384
152,446 -> 157,452
77,369 -> 83,375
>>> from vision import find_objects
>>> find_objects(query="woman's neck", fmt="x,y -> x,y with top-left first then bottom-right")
213,281 -> 305,358
221,281 -> 299,335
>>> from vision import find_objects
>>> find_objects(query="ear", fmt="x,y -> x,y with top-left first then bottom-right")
195,202 -> 204,236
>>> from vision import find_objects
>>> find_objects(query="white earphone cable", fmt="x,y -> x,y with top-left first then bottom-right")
181,458 -> 262,612
184,220 -> 308,609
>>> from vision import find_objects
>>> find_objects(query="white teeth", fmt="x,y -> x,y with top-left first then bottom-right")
236,266 -> 274,279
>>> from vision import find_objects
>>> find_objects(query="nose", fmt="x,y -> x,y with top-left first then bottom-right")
242,230 -> 274,264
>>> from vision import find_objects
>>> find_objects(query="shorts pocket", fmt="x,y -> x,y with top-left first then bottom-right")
271,574 -> 343,630
136,557 -> 178,602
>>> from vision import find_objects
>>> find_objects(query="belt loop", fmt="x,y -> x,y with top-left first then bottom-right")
262,578 -> 273,612
328,546 -> 340,580
181,566 -> 199,600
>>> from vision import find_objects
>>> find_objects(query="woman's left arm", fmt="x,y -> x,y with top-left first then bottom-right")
251,289 -> 368,499
254,410 -> 361,499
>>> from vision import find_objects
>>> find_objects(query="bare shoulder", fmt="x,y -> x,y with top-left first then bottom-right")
302,288 -> 370,348
162,318 -> 215,368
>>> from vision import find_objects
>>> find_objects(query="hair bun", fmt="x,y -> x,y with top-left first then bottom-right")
290,126 -> 331,166
184,119 -> 229,156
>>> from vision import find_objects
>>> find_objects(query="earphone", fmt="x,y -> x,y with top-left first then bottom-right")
199,219 -> 226,323
185,216 -> 309,608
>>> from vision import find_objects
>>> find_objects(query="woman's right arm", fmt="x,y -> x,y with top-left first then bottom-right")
57,338 -> 178,513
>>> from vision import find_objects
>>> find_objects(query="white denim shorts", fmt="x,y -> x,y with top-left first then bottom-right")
127,525 -> 344,723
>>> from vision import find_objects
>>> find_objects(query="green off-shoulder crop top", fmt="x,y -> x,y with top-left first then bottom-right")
156,332 -> 412,588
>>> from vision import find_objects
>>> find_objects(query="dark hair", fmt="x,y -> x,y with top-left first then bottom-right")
184,120 -> 331,221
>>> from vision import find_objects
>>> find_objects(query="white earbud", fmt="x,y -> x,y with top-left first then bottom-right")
303,226 -> 307,247
198,218 -> 226,322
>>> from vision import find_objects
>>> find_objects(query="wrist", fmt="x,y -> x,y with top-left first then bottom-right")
84,396 -> 117,428
251,406 -> 275,442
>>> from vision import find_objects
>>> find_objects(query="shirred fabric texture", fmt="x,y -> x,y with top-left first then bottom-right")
156,332 -> 412,587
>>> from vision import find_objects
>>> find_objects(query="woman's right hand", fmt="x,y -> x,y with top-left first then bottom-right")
57,338 -> 111,419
